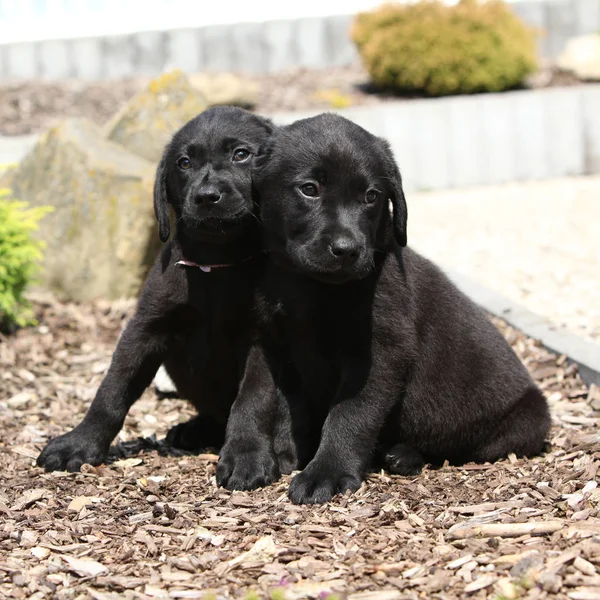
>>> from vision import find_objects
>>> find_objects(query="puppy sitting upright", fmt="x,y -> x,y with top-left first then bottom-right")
38,106 -> 279,489
246,113 -> 551,504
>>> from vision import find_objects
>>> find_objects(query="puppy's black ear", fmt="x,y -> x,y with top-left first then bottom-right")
252,135 -> 276,175
153,155 -> 171,243
379,138 -> 408,247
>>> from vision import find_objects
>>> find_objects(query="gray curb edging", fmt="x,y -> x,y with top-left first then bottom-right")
446,268 -> 600,388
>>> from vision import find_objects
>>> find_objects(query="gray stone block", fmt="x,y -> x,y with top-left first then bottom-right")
202,24 -> 235,72
165,29 -> 203,73
446,96 -> 485,189
574,0 -> 600,34
230,22 -> 266,74
543,87 -> 584,177
133,31 -> 167,76
6,42 -> 38,80
295,18 -> 327,69
511,0 -> 550,58
103,35 -> 136,79
546,0 -> 578,58
407,99 -> 451,191
263,19 -> 297,73
325,15 -> 358,67
582,86 -> 600,174
513,90 -> 549,181
380,104 -> 418,194
71,37 -> 104,80
341,106 -> 384,136
39,39 -> 73,80
0,44 -> 7,80
479,93 -> 517,185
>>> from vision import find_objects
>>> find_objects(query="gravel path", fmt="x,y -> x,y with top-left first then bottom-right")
0,299 -> 598,599
409,176 -> 600,343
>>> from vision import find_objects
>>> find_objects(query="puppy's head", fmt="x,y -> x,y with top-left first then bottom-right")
154,106 -> 273,243
253,113 -> 407,283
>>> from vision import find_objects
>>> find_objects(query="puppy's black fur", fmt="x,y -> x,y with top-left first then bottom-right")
248,113 -> 551,504
37,107 -> 280,489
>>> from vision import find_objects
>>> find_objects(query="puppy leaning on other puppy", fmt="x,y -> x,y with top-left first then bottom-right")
37,106 -> 282,490
226,113 -> 551,504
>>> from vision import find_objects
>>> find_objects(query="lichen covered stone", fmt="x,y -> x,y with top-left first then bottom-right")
105,69 -> 208,162
8,118 -> 159,301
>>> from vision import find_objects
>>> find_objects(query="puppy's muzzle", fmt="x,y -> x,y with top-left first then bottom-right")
329,235 -> 361,267
194,184 -> 222,205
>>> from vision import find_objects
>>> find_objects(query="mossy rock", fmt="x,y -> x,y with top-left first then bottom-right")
105,69 -> 208,162
8,118 -> 159,301
189,72 -> 259,108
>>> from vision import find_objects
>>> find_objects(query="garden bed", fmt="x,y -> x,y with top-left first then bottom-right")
0,64 -> 585,136
0,298 -> 599,599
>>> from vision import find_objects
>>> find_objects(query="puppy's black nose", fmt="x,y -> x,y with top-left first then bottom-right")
195,185 -> 221,204
329,237 -> 360,263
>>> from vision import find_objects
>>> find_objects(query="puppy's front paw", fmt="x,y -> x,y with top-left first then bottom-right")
37,429 -> 108,472
288,463 -> 363,504
216,440 -> 280,491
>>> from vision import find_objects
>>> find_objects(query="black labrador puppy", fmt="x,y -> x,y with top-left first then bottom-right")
37,106 -> 280,489
229,113 -> 551,504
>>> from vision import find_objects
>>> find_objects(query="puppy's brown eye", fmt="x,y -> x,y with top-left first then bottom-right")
178,157 -> 191,170
364,189 -> 380,204
233,148 -> 251,162
299,183 -> 320,198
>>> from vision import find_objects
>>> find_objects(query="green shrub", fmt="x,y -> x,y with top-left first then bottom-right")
352,0 -> 538,96
0,189 -> 53,332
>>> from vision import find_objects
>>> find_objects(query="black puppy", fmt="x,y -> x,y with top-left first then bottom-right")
238,113 -> 551,504
37,106 -> 280,489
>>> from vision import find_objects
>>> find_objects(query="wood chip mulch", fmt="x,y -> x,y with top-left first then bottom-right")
1,298 -> 599,600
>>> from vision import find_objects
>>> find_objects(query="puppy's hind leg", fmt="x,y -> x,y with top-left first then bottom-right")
383,443 -> 426,476
472,386 -> 551,463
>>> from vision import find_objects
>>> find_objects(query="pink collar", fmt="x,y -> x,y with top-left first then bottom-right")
175,253 -> 261,273
175,259 -> 233,273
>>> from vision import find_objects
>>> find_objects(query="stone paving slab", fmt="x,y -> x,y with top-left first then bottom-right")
409,176 -> 600,344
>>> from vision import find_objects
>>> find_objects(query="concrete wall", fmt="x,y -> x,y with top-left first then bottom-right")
1,0 -> 599,81
271,84 -> 600,193
4,85 -> 599,190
